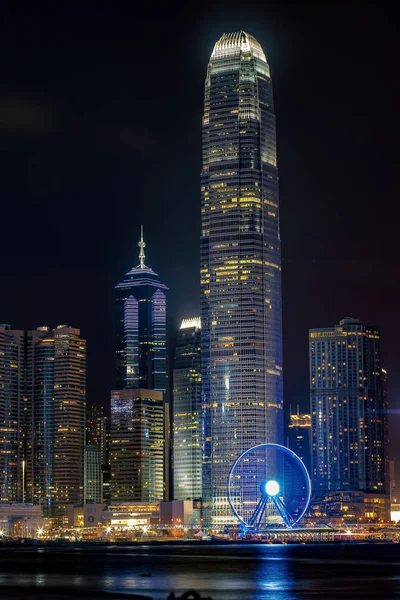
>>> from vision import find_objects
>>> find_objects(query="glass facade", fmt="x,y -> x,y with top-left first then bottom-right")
310,317 -> 389,503
26,326 -> 86,515
113,230 -> 169,503
0,325 -> 25,503
84,444 -> 103,503
200,31 -> 283,524
115,230 -> 168,395
86,404 -> 111,503
287,412 -> 312,474
86,403 -> 104,448
173,318 -> 202,500
110,389 -> 165,502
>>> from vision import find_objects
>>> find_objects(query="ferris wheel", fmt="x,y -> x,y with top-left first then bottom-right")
227,443 -> 311,532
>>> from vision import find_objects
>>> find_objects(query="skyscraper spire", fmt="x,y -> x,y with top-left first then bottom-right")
138,225 -> 146,269
116,225 -> 168,392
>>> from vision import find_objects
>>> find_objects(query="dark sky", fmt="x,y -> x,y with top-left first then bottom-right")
1,3 -> 400,470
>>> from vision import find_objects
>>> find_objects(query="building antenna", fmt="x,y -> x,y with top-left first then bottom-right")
138,225 -> 146,269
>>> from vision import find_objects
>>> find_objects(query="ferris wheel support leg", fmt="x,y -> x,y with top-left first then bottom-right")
248,495 -> 268,532
271,496 -> 293,529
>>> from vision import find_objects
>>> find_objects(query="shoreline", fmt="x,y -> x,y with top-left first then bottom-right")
0,538 -> 397,549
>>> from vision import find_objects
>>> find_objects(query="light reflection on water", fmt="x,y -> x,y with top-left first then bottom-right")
34,573 -> 46,586
0,544 -> 399,599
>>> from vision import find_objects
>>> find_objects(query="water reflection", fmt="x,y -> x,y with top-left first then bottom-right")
0,544 -> 399,599
102,575 -> 116,588
34,573 -> 45,586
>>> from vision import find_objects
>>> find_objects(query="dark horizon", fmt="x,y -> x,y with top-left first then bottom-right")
1,3 -> 400,477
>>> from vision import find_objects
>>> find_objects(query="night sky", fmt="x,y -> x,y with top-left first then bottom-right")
1,4 -> 400,473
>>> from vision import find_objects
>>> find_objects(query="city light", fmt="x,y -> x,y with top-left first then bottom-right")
202,29 -> 283,524
0,19 -> 394,567
265,480 -> 280,497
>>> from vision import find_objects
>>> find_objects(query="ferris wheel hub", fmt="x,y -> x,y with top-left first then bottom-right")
264,480 -> 280,497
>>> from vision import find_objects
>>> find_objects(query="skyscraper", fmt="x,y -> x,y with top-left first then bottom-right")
110,389 -> 165,502
26,325 -> 86,515
287,410 -> 311,474
0,325 -> 25,503
115,227 -> 168,394
113,228 -> 169,502
84,445 -> 103,503
200,31 -> 283,524
86,403 -> 109,503
86,403 -> 104,448
310,317 -> 389,503
173,318 -> 202,500
102,416 -> 112,503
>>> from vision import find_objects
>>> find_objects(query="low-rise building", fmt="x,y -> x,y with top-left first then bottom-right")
307,491 -> 389,525
68,502 -> 107,528
0,503 -> 44,537
102,502 -> 160,529
159,500 -> 195,526
85,502 -> 106,528
391,503 -> 400,522
66,499 -> 201,532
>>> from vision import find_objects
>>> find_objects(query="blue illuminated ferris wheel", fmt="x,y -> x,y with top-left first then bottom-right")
227,443 -> 311,533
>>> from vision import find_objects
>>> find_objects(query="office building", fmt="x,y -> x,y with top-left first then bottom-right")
110,389 -> 165,502
381,368 -> 390,497
200,31 -> 283,524
287,410 -> 311,474
27,325 -> 86,515
84,445 -> 103,503
390,458 -> 397,503
307,490 -> 389,524
115,227 -> 168,394
0,325 -> 25,503
310,317 -> 389,515
86,403 -> 104,447
102,416 -> 112,504
173,318 -> 202,500
86,404 -> 111,502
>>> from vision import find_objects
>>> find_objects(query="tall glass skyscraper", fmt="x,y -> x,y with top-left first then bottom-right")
1,324 -> 86,513
173,318 -> 202,500
26,325 -> 86,515
0,324 -> 25,503
113,229 -> 169,502
310,317 -> 389,498
200,32 -> 283,524
115,228 -> 168,395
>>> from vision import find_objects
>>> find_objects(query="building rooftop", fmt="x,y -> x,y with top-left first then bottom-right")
180,317 -> 201,330
211,31 -> 267,62
116,226 -> 168,290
